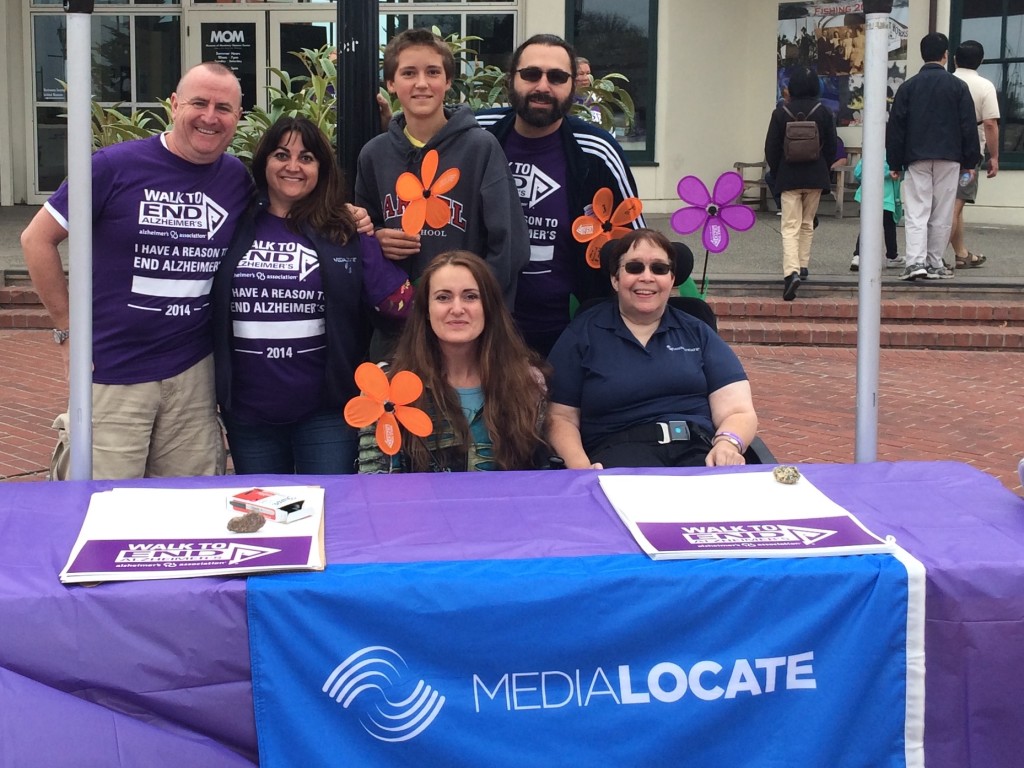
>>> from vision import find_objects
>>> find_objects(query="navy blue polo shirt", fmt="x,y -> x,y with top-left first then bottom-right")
548,301 -> 748,451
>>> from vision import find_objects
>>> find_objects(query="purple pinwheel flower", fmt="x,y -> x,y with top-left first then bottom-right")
670,171 -> 756,253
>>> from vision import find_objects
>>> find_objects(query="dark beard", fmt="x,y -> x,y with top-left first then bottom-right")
510,89 -> 574,129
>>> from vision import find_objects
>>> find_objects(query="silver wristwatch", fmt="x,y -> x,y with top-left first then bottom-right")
52,328 -> 70,345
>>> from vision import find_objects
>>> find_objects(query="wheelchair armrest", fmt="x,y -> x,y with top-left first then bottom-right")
743,436 -> 775,465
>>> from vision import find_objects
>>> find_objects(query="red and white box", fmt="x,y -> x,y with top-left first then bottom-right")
228,488 -> 310,524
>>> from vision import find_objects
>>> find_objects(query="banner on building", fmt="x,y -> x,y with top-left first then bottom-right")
778,0 -> 910,126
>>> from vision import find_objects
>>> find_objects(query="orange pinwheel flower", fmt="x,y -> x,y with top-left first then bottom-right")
395,149 -> 461,236
344,363 -> 433,456
571,187 -> 643,269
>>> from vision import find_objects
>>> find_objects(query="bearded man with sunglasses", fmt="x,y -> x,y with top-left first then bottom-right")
477,34 -> 645,357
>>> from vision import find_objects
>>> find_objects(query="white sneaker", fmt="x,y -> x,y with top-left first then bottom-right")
925,265 -> 955,280
899,264 -> 928,281
886,257 -> 905,268
850,255 -> 859,272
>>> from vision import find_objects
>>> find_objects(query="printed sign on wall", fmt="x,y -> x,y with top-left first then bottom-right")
201,22 -> 257,113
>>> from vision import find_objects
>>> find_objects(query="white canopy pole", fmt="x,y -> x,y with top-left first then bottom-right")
64,0 -> 94,479
854,0 -> 894,463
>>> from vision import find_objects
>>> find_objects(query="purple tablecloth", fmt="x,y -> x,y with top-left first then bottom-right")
1,462 -> 1022,766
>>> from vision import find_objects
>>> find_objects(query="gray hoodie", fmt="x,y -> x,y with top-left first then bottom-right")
355,105 -> 529,305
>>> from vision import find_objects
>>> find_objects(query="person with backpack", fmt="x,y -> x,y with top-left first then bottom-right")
764,66 -> 838,301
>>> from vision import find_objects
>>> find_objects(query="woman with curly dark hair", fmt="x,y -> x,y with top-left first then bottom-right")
213,116 -> 411,475
358,250 -> 549,473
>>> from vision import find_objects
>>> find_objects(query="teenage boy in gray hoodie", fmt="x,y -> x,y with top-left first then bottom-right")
355,29 -> 529,306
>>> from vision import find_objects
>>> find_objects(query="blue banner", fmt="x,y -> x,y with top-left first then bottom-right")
249,554 -> 910,767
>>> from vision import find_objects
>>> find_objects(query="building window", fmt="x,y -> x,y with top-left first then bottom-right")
30,8 -> 181,193
380,10 -> 516,73
32,0 -> 179,5
951,0 -> 1024,170
26,1 -> 518,196
567,0 -> 656,162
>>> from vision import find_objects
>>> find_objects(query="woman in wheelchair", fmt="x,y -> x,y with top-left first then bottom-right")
546,229 -> 758,469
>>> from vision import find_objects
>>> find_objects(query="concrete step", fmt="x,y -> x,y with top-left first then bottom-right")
707,295 -> 1024,351
0,307 -> 51,329
3,275 -> 1023,350
0,283 -> 52,330
0,270 -> 36,288
717,319 -> 1024,350
0,285 -> 43,306
708,275 -> 1024,305
707,296 -> 1024,326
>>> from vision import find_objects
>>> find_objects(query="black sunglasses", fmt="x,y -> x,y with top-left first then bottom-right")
621,260 -> 673,276
515,67 -> 573,85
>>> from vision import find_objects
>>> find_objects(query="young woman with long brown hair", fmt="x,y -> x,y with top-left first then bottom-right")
358,250 -> 549,472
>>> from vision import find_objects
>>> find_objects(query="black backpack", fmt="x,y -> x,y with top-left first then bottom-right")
781,103 -> 823,164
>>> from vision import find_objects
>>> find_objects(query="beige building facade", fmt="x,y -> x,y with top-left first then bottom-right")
1,0 -> 1020,225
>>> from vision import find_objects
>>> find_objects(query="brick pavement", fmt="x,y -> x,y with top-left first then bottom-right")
742,345 -> 1024,492
0,331 -> 65,481
2,329 -> 1022,492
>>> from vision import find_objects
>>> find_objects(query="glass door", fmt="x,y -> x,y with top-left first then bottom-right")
29,7 -> 183,195
271,13 -> 337,86
186,10 -> 337,110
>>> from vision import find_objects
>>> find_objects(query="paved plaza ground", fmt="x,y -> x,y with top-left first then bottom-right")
2,329 -> 1021,492
2,202 -> 1023,491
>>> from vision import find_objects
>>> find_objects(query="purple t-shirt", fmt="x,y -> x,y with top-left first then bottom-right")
228,218 -> 407,425
502,130 -> 575,335
46,134 -> 253,384
228,214 -> 327,425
